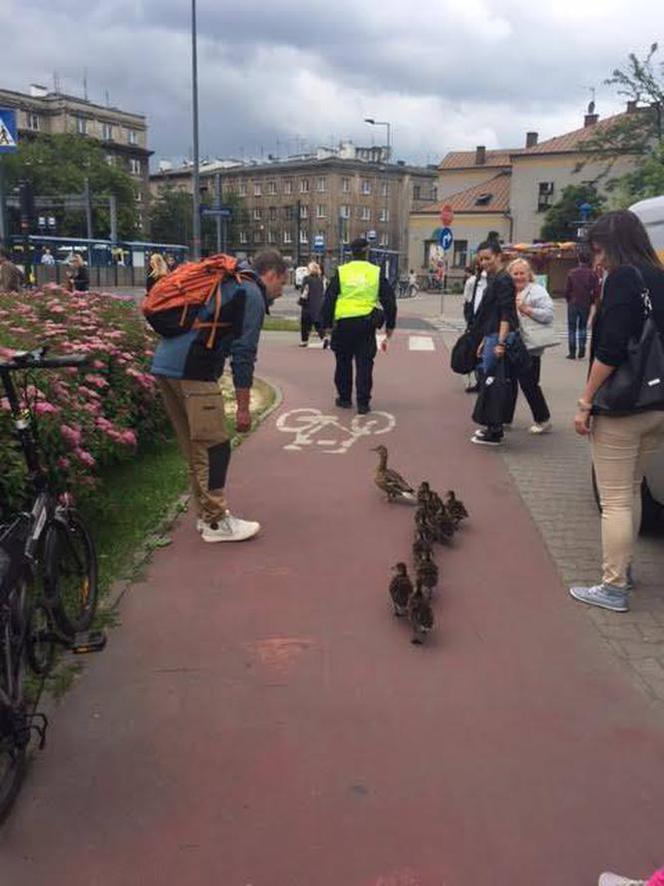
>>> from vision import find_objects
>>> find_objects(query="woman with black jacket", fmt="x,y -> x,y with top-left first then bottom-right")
570,210 -> 664,613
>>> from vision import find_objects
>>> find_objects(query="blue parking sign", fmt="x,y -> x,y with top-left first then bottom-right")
0,109 -> 18,153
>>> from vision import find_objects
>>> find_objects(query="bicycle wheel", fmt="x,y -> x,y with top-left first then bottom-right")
0,587 -> 28,822
44,511 -> 98,637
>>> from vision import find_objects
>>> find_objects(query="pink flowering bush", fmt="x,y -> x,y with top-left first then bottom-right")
0,285 -> 169,514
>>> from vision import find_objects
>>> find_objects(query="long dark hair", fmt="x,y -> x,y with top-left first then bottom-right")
588,210 -> 662,271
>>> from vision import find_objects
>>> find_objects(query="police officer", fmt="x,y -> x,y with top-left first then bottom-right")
322,238 -> 397,414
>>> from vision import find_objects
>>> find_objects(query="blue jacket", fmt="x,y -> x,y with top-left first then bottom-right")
151,272 -> 267,387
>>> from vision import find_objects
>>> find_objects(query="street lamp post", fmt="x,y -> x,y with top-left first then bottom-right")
364,117 -> 391,271
191,0 -> 201,260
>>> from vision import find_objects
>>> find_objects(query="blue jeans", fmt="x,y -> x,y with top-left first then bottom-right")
481,331 -> 517,375
567,304 -> 589,356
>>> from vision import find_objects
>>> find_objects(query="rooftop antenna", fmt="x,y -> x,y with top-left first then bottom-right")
52,71 -> 61,94
83,68 -> 88,101
105,89 -> 111,107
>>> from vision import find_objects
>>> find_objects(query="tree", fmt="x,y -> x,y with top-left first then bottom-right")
149,185 -> 248,252
540,184 -> 605,242
3,134 -> 139,239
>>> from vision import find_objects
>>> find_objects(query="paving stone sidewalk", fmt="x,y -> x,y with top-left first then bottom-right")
438,295 -> 664,714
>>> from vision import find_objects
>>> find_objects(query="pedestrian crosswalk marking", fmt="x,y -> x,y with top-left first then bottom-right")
408,336 -> 435,351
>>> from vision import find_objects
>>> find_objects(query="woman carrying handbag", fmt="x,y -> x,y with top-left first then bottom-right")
570,210 -> 664,614
505,258 -> 556,434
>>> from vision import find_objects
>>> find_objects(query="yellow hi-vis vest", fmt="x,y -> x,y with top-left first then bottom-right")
335,261 -> 381,321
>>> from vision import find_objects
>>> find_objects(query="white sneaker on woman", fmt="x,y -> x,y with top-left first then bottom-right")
529,421 -> 552,434
201,513 -> 260,543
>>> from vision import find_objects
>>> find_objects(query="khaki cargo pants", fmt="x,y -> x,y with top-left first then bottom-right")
157,378 -> 231,523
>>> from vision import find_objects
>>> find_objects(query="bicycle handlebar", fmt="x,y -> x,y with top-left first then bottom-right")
0,347 -> 90,372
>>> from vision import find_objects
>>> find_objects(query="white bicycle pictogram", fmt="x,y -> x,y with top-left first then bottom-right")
276,408 -> 395,454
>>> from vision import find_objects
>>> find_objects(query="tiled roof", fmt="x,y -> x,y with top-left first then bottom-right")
416,172 -> 511,215
439,149 -> 520,170
518,112 -> 629,156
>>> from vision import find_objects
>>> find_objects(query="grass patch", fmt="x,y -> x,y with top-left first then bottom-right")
263,316 -> 299,332
80,440 -> 189,596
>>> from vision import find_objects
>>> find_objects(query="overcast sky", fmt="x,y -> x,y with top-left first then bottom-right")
1,1 -> 660,168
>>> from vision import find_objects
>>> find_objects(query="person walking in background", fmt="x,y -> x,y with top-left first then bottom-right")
571,210 -> 664,613
505,258 -> 554,434
146,253 -> 169,292
40,247 -> 55,266
0,247 -> 24,292
470,240 -> 518,446
407,269 -> 418,298
298,261 -> 326,347
462,258 -> 487,393
565,250 -> 599,359
67,254 -> 89,292
322,238 -> 397,415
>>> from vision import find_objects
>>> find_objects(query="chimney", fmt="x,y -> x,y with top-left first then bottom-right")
626,100 -> 638,113
29,83 -> 48,98
584,113 -> 599,127
475,145 -> 486,166
526,131 -> 538,148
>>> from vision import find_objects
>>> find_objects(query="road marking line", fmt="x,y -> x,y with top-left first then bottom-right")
408,335 -> 435,351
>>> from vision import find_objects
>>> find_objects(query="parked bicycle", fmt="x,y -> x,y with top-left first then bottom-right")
0,346 -> 106,822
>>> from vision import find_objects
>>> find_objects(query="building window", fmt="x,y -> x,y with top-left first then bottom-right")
340,220 -> 350,244
127,128 -> 137,145
341,177 -> 351,193
361,179 -> 371,195
75,116 -> 87,135
380,181 -> 389,198
316,204 -> 326,219
284,179 -> 293,195
300,204 -> 308,219
238,181 -> 247,197
361,206 -> 371,221
267,229 -> 276,244
316,176 -> 326,193
102,122 -> 113,141
300,178 -> 309,193
284,205 -> 294,221
239,230 -> 248,244
268,206 -> 278,221
340,204 -> 350,219
283,230 -> 293,244
253,230 -> 263,243
299,229 -> 308,244
379,208 -> 389,222
538,181 -> 554,211
413,184 -> 421,200
380,232 -> 389,247
253,208 -> 262,220
266,180 -> 277,195
27,113 -> 40,131
253,182 -> 262,197
452,239 -> 468,269
129,158 -> 142,176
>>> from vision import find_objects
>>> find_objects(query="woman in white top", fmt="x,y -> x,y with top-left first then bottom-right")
505,258 -> 555,433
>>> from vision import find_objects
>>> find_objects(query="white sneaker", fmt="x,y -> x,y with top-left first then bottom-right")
196,518 -> 205,533
201,512 -> 260,543
599,873 -> 647,886
529,421 -> 552,434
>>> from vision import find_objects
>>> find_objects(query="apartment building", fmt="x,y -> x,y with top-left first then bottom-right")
0,83 -> 152,228
409,106 -> 641,281
151,146 -> 437,268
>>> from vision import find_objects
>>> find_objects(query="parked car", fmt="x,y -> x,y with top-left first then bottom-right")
591,196 -> 664,533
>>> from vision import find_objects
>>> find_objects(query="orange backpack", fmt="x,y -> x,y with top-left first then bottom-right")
141,254 -> 251,347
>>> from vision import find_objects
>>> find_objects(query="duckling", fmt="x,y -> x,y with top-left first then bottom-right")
414,508 -> 436,544
432,505 -> 457,542
412,534 -> 433,565
416,551 -> 439,598
445,490 -> 469,525
428,489 -> 446,516
408,582 -> 435,644
371,445 -> 415,502
389,562 -> 413,617
417,481 -> 431,508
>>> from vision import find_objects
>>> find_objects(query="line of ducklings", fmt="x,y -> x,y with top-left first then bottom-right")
389,479 -> 469,644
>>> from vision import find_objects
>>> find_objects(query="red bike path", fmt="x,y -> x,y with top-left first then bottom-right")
1,332 -> 663,886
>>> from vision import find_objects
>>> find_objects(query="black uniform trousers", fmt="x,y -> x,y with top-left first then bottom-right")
331,315 -> 377,407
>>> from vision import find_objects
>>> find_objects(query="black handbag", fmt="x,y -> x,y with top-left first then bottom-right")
593,271 -> 664,415
472,358 -> 512,426
505,331 -> 532,374
451,328 -> 481,375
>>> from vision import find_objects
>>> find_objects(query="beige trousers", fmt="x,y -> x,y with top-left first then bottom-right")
157,378 -> 230,523
591,411 -> 664,587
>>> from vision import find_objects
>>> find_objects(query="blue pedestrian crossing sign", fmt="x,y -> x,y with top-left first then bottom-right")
0,109 -> 18,153
438,226 -> 453,251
